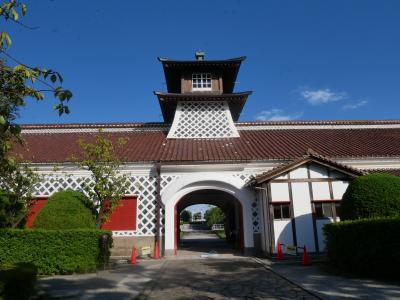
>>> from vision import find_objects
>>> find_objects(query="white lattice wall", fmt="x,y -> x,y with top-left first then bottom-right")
232,174 -> 260,234
33,174 -> 178,237
167,101 -> 239,139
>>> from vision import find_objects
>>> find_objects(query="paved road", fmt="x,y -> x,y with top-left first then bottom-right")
37,232 -> 400,299
137,258 -> 317,300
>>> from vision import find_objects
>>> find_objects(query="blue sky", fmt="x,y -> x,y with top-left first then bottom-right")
3,0 -> 399,124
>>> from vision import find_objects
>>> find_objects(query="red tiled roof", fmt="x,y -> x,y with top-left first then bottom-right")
15,122 -> 400,163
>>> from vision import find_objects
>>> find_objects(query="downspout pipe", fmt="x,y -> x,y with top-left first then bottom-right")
155,161 -> 161,256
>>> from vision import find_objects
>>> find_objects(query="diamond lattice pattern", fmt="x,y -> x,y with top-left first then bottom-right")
168,101 -> 239,139
32,174 -> 177,237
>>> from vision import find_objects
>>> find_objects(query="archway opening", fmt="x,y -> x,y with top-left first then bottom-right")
174,189 -> 244,255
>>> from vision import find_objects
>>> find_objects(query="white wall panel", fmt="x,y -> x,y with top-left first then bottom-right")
270,183 -> 290,202
309,164 -> 328,178
291,182 -> 315,252
273,220 -> 293,253
290,167 -> 309,179
276,173 -> 288,180
316,219 -> 332,251
332,181 -> 349,199
312,182 -> 331,200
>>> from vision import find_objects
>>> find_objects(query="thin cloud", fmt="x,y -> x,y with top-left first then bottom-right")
256,109 -> 303,121
300,88 -> 347,105
342,100 -> 368,110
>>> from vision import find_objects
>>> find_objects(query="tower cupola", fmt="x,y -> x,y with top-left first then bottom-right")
155,53 -> 252,139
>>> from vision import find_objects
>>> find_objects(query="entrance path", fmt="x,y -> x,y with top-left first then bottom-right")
178,230 -> 239,258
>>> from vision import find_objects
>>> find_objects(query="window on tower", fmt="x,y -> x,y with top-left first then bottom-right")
192,73 -> 212,91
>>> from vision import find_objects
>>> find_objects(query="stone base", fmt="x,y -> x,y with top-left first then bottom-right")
111,236 -> 156,257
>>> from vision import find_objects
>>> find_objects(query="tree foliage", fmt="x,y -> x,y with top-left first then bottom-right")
0,1 -> 72,227
75,132 -> 129,228
204,206 -> 225,228
180,210 -> 192,223
0,157 -> 39,228
341,173 -> 400,220
0,0 -> 72,162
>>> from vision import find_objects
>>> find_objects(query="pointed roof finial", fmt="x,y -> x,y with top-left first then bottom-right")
195,51 -> 205,61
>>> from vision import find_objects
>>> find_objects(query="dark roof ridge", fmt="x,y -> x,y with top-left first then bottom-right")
21,122 -> 169,130
236,119 -> 400,126
158,56 -> 246,63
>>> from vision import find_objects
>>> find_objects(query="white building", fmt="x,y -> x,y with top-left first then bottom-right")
19,53 -> 400,256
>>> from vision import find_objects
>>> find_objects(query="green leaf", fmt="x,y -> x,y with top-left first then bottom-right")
0,115 -> 6,125
21,4 -> 27,16
11,7 -> 18,21
0,32 -> 12,48
50,74 -> 57,83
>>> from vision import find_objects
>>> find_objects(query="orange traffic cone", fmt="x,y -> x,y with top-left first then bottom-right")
302,245 -> 311,266
154,240 -> 160,259
277,242 -> 284,260
130,247 -> 137,265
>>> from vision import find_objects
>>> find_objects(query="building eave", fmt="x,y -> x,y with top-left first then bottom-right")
154,91 -> 251,122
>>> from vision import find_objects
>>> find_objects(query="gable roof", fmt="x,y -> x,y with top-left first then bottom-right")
15,120 -> 400,164
249,149 -> 366,184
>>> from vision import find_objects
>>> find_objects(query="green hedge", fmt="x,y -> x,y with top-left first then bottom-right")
33,190 -> 96,229
0,263 -> 37,300
324,218 -> 400,278
341,173 -> 400,220
0,229 -> 112,275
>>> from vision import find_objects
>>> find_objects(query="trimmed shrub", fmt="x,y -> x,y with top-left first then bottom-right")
0,229 -> 112,275
0,263 -> 37,300
324,218 -> 400,278
341,173 -> 400,220
33,190 -> 96,229
0,191 -> 10,228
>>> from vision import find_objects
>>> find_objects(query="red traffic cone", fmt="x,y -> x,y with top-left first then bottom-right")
277,242 -> 284,260
130,247 -> 137,265
302,245 -> 311,266
154,239 -> 160,259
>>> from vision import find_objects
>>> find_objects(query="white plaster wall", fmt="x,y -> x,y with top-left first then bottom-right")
316,219 -> 331,251
270,183 -> 290,202
312,182 -> 331,200
309,164 -> 328,178
291,182 -> 316,252
273,220 -> 293,253
290,166 -> 308,179
332,181 -> 349,199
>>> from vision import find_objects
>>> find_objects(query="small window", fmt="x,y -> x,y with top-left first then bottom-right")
314,202 -> 336,218
192,73 -> 212,91
335,203 -> 341,219
272,203 -> 291,220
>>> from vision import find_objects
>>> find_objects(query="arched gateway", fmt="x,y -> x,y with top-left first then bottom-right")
161,174 -> 255,255
19,52 -> 400,258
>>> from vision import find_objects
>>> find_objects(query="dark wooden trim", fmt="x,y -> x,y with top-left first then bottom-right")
267,182 -> 275,254
271,177 -> 349,183
287,172 -> 298,251
312,199 -> 342,203
307,164 -> 320,253
327,171 -> 339,222
270,200 -> 291,204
